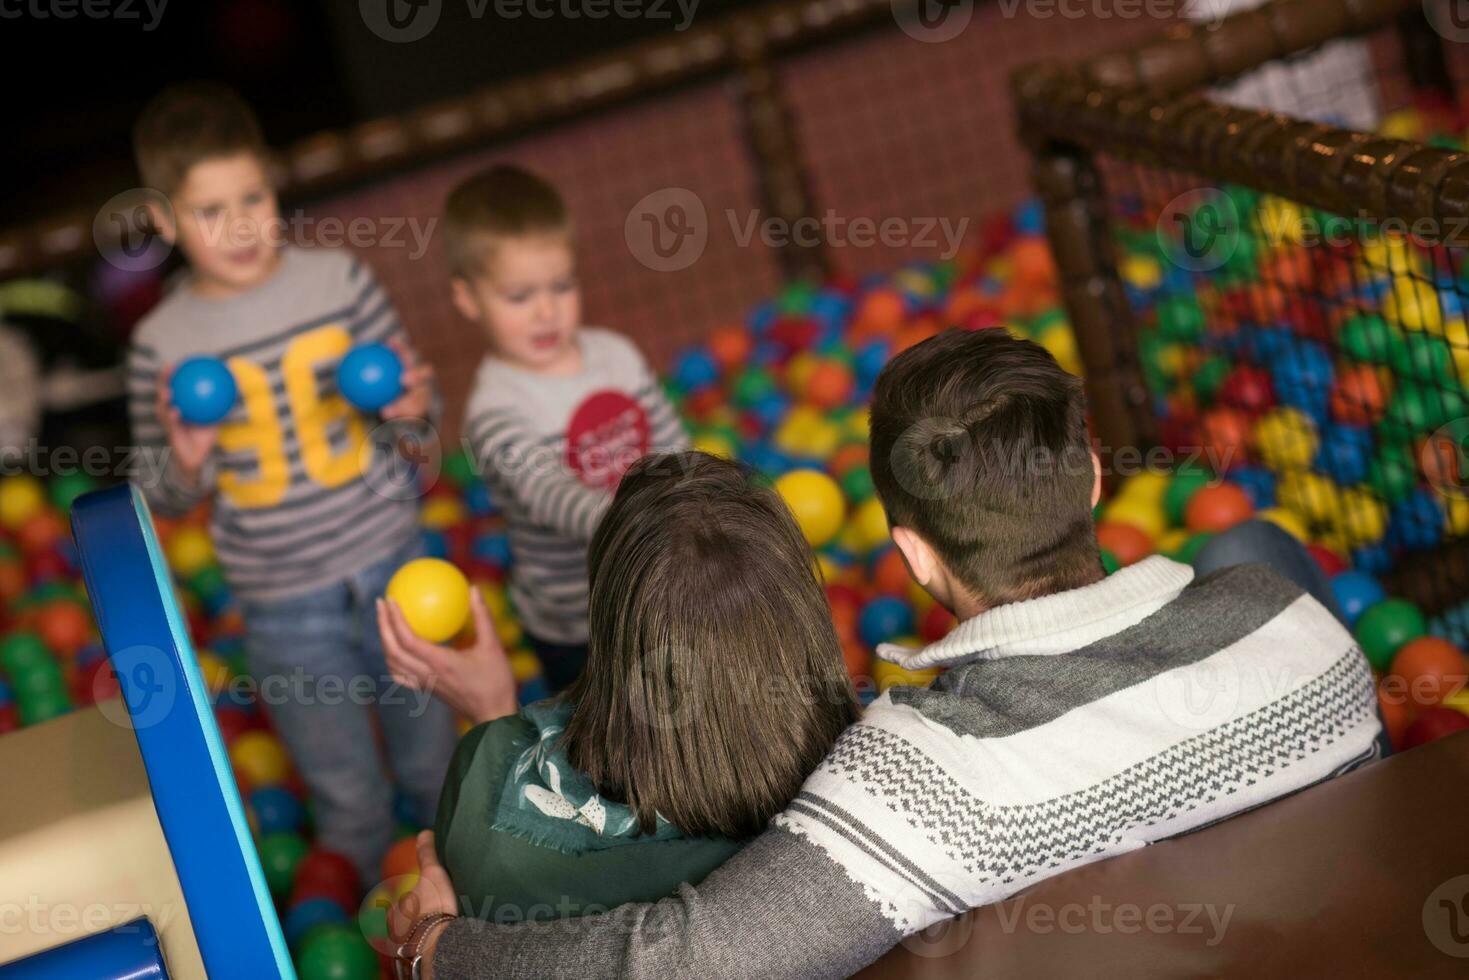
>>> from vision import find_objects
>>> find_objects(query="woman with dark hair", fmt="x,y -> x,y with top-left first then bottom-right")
377,451 -> 857,925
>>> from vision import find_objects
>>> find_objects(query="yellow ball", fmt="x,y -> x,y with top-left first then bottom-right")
1117,471 -> 1170,507
508,650 -> 543,683
845,408 -> 870,442
1332,488 -> 1388,546
1441,687 -> 1469,719
1359,236 -> 1419,276
848,498 -> 890,555
230,730 -> 291,787
1039,326 -> 1082,376
1120,253 -> 1162,290
1276,471 -> 1341,525
1257,507 -> 1309,542
165,525 -> 215,578
1255,197 -> 1306,245
387,558 -> 471,642
1383,275 -> 1443,333
774,406 -> 835,457
1102,496 -> 1168,540
785,352 -> 820,395
872,657 -> 941,692
1156,528 -> 1190,555
1445,496 -> 1469,537
0,475 -> 46,530
196,651 -> 232,694
906,579 -> 936,617
691,432 -> 737,459
420,496 -> 467,530
815,553 -> 843,582
774,469 -> 846,548
1253,409 -> 1318,471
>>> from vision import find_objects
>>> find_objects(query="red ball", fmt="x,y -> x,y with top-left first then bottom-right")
1094,522 -> 1154,567
215,704 -> 256,744
0,704 -> 17,735
1401,706 -> 1469,750
1184,483 -> 1254,533
1217,366 -> 1274,413
870,548 -> 911,597
1389,637 -> 1469,708
26,550 -> 70,583
293,848 -> 361,900
16,510 -> 67,555
1306,544 -> 1347,577
921,604 -> 955,643
769,316 -> 820,354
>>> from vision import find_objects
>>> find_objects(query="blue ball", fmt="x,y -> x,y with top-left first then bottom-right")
809,291 -> 852,332
283,897 -> 348,948
1013,199 -> 1045,236
472,532 -> 512,568
337,343 -> 404,412
748,390 -> 791,432
249,786 -> 305,836
747,300 -> 778,335
1315,424 -> 1374,486
393,791 -> 419,828
463,480 -> 496,517
518,675 -> 551,706
751,339 -> 785,368
1330,570 -> 1385,626
855,338 -> 892,387
672,348 -> 721,392
1227,466 -> 1276,509
421,529 -> 449,560
1351,541 -> 1395,575
859,594 -> 915,649
742,442 -> 792,478
171,357 -> 238,424
1390,489 -> 1445,552
0,677 -> 11,707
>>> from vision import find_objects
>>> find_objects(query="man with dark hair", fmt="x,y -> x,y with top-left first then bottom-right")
410,328 -> 1383,979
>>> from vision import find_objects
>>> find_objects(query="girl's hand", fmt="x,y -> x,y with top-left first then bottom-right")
380,336 -> 436,421
155,369 -> 219,483
384,831 -> 457,979
377,585 -> 518,725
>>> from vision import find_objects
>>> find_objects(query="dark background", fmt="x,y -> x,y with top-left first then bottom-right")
3,0 -> 757,223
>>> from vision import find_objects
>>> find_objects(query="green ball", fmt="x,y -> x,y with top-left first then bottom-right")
1173,531 -> 1215,565
28,581 -> 84,605
19,688 -> 72,726
257,832 -> 309,900
1155,295 -> 1206,343
1355,598 -> 1426,670
1193,356 -> 1231,405
1378,383 -> 1467,441
0,632 -> 52,675
190,565 -> 229,602
1099,549 -> 1120,575
48,471 -> 97,515
732,368 -> 777,409
11,656 -> 64,699
442,448 -> 478,489
841,466 -> 874,502
1368,445 -> 1420,504
295,924 -> 379,980
1163,467 -> 1213,525
1389,333 -> 1454,385
778,280 -> 818,314
1215,231 -> 1259,283
1340,315 -> 1406,365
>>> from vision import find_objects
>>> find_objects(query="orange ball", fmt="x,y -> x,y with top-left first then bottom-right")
1184,483 -> 1254,533
856,289 -> 906,333
1200,408 -> 1252,467
893,321 -> 938,354
36,601 -> 92,659
1329,365 -> 1387,425
1008,237 -> 1056,286
706,323 -> 753,372
1377,681 -> 1416,751
0,562 -> 25,602
827,443 -> 869,479
804,360 -> 855,409
16,510 -> 67,555
1094,521 -> 1154,566
870,548 -> 912,596
842,640 -> 872,680
381,836 -> 420,883
1389,637 -> 1469,708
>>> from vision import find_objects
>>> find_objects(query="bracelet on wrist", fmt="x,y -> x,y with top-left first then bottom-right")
395,912 -> 456,980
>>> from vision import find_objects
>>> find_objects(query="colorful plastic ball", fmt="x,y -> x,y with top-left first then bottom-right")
1256,507 -> 1309,542
872,657 -> 941,693
381,835 -> 420,883
1389,489 -> 1444,551
846,498 -> 889,555
1329,365 -> 1388,425
1253,408 -> 1318,471
672,347 -> 721,393
1305,544 -> 1348,577
335,343 -> 404,412
0,475 -> 46,530
48,471 -> 97,515
1389,637 -> 1469,707
0,632 -> 51,676
1104,494 -> 1168,540
1356,598 -> 1427,671
230,730 -> 292,788
517,675 -> 551,706
283,896 -> 349,949
774,469 -> 846,548
257,831 -> 309,899
34,601 -> 92,658
859,596 -> 915,649
1218,366 -> 1275,413
386,558 -> 471,643
295,923 -> 379,980
1094,521 -> 1152,566
1402,706 -> 1469,749
1225,466 -> 1276,509
250,786 -> 306,836
1200,408 -> 1252,467
1162,467 -> 1213,526
1098,548 -> 1120,574
171,356 -> 238,425
165,525 -> 215,578
1184,483 -> 1254,533
18,688 -> 72,725
706,324 -> 753,372
803,358 -> 856,409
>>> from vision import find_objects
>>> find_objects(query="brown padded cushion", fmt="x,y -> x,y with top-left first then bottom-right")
855,731 -> 1469,979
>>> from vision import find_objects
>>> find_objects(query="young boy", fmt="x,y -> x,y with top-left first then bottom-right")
446,165 -> 687,691
125,83 -> 457,881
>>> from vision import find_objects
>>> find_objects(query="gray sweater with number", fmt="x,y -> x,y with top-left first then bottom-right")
431,557 -> 1383,978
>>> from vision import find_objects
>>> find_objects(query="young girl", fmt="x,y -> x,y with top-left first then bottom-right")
378,452 -> 858,920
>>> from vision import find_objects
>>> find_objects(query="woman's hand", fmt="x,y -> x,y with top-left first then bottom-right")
377,585 -> 518,725
379,336 -> 436,421
386,831 -> 457,980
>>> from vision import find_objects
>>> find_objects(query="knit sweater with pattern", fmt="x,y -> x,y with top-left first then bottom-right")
432,556 -> 1384,979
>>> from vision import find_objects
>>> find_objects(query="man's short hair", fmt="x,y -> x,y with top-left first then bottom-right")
133,83 -> 267,196
442,165 -> 570,277
869,328 -> 1100,605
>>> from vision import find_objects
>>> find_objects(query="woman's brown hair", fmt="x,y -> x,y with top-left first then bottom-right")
562,451 -> 859,839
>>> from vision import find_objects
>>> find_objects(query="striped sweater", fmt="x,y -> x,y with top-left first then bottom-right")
127,247 -> 424,602
461,328 -> 687,645
433,556 -> 1384,978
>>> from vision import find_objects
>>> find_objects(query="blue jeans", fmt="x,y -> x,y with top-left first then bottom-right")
241,537 -> 458,880
1192,520 -> 1391,758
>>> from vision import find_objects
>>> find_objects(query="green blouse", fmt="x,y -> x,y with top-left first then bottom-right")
434,712 -> 747,922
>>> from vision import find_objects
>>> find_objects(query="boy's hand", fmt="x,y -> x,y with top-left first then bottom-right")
377,585 -> 518,725
380,336 -> 436,421
156,369 -> 219,485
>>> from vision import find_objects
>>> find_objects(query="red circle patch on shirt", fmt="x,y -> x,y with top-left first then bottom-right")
565,389 -> 651,491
